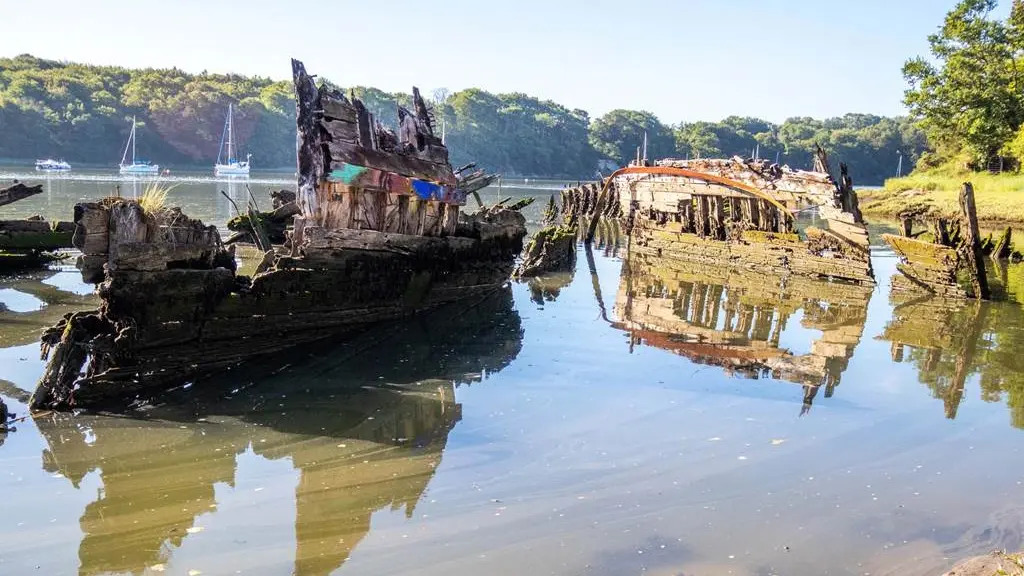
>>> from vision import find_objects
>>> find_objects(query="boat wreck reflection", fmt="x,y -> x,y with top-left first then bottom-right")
879,290 -> 1024,429
33,288 -> 523,576
612,253 -> 873,414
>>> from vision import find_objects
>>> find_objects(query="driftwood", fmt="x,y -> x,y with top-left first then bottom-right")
0,182 -> 43,207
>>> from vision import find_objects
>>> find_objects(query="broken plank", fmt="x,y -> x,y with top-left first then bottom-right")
0,183 -> 43,207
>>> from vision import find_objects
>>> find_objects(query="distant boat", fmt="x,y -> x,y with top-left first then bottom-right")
119,116 -> 160,175
35,159 -> 71,172
214,103 -> 251,177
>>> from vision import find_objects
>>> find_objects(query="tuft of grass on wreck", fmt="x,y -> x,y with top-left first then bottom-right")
138,182 -> 176,216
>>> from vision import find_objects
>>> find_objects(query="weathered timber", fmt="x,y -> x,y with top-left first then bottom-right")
226,201 -> 300,245
885,181 -> 993,299
0,220 -> 75,250
561,156 -> 873,284
0,182 -> 43,207
32,59 -> 520,411
992,226 -> 1013,261
293,59 -> 325,221
514,225 -> 577,278
959,183 -> 989,299
32,198 -> 526,410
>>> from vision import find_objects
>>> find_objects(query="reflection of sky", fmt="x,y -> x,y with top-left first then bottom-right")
1,206 -> 1023,575
0,289 -> 44,313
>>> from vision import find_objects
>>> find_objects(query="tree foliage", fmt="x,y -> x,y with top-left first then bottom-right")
0,54 -> 925,183
903,0 -> 1024,166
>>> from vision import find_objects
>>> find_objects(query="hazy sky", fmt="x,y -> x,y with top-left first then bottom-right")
0,0 -> 1007,123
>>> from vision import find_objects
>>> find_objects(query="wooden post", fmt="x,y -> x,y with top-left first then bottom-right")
695,196 -> 710,237
992,226 -> 1013,261
900,217 -> 913,237
709,197 -> 724,240
292,59 -> 325,220
584,185 -> 609,245
749,198 -> 761,231
959,182 -> 989,300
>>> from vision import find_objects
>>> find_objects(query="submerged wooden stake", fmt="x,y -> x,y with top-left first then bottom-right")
959,182 -> 989,300
584,186 -> 609,245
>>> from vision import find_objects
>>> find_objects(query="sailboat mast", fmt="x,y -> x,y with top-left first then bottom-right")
120,118 -> 132,166
227,104 -> 233,162
132,116 -> 137,164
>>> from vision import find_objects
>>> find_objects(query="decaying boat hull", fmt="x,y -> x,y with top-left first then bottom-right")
0,182 -> 75,270
883,183 -> 992,300
31,59 -> 526,411
563,154 -> 875,285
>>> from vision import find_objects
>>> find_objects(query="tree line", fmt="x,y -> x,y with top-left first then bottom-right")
0,54 -> 926,184
903,0 -> 1024,171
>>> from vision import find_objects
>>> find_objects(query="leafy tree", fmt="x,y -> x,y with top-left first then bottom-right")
903,0 -> 1024,165
589,109 -> 675,166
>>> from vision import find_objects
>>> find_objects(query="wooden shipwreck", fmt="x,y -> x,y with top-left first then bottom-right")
30,59 -> 527,411
883,182 -> 1008,300
614,252 -> 872,414
563,151 -> 874,285
0,181 -> 75,269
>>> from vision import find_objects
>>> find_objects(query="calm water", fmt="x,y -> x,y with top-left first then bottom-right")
2,170 -> 1024,576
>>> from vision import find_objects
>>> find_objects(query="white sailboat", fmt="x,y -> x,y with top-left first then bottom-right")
214,104 -> 251,177
119,116 -> 160,175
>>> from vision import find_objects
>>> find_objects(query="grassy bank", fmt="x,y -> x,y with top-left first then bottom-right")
859,167 -> 1024,224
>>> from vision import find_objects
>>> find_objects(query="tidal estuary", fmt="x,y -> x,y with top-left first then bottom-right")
1,170 -> 1023,575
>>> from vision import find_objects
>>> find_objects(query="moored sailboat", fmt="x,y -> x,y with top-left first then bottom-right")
214,103 -> 251,177
119,116 -> 160,175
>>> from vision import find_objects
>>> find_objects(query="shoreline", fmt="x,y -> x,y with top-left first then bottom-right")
858,170 -> 1024,226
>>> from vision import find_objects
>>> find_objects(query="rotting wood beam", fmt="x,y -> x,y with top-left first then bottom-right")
958,182 -> 989,300
0,183 -> 43,207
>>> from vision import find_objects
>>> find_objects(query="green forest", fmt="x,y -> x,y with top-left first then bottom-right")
0,53 -> 926,184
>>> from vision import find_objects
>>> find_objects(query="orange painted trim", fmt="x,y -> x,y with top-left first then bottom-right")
606,165 -> 792,218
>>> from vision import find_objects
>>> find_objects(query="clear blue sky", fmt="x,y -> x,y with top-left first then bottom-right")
0,0 -> 1007,123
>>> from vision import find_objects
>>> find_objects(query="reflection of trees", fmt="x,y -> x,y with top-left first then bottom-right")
35,288 -> 523,576
880,288 -> 1024,429
613,253 -> 872,414
526,271 -> 575,306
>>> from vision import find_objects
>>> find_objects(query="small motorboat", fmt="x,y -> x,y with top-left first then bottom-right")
35,159 -> 71,172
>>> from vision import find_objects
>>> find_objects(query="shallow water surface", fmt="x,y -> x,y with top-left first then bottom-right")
1,174 -> 1024,576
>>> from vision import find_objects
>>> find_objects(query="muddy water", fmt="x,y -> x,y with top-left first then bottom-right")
2,175 -> 1024,575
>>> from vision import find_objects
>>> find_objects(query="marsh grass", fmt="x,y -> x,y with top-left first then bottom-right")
138,182 -> 175,216
859,167 -> 1024,223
